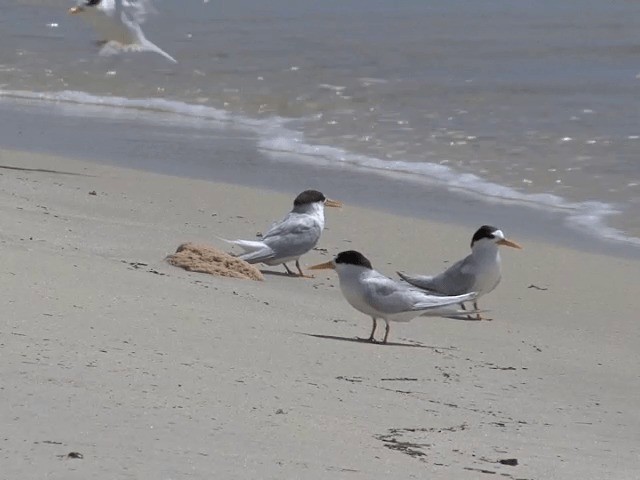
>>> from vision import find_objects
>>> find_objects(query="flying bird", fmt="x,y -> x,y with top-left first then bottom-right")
311,250 -> 478,344
222,190 -> 342,277
68,0 -> 177,63
398,225 -> 521,320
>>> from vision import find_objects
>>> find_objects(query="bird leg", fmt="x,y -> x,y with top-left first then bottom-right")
474,300 -> 492,321
295,259 -> 314,278
460,302 -> 474,320
382,320 -> 390,344
283,263 -> 296,275
368,318 -> 378,342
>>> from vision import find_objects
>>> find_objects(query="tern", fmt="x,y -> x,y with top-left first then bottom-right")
310,250 -> 478,344
222,190 -> 342,277
398,225 -> 521,320
68,0 -> 177,63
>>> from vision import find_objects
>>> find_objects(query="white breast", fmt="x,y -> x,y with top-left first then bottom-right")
470,249 -> 502,296
338,268 -> 381,318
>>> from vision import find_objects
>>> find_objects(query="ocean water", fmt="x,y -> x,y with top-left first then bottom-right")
1,0 -> 639,254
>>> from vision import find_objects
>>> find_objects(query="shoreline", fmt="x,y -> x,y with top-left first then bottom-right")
1,96 -> 639,260
1,147 -> 639,478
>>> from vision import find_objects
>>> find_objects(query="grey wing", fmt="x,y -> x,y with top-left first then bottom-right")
121,0 -> 156,24
397,271 -> 437,290
261,214 -> 321,260
364,273 -> 466,314
261,212 -> 293,239
363,274 -> 416,314
236,246 -> 276,264
425,255 -> 477,295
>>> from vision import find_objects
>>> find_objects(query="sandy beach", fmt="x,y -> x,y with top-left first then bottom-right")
1,148 -> 638,479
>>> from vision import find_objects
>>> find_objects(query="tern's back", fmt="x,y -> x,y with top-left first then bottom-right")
261,211 -> 323,262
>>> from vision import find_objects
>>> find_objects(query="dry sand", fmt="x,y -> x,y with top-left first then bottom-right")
167,243 -> 264,281
1,149 -> 638,479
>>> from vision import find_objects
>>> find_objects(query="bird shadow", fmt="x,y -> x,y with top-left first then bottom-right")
0,165 -> 94,177
261,270 -> 314,279
261,270 -> 296,278
298,332 -> 446,349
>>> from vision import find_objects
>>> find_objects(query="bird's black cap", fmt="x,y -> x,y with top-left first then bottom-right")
86,0 -> 102,6
471,225 -> 499,247
293,190 -> 326,206
335,250 -> 373,269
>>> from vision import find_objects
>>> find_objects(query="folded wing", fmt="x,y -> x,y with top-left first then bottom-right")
260,213 -> 322,260
398,255 -> 476,295
364,272 -> 476,315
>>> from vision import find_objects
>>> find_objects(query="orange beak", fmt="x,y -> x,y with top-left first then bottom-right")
324,198 -> 342,208
309,260 -> 336,270
497,238 -> 522,249
68,6 -> 83,14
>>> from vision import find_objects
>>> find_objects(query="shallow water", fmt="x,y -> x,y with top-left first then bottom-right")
1,0 -> 639,251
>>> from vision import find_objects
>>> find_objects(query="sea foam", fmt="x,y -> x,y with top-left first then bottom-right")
1,88 -> 638,248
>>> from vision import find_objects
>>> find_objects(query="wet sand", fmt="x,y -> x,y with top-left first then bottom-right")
2,98 -> 638,261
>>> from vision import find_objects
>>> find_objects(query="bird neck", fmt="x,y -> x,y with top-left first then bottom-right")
336,264 -> 371,284
293,202 -> 325,226
471,242 -> 500,263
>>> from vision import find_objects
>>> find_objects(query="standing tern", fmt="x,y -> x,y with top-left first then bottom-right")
310,250 -> 478,344
68,0 -> 177,63
222,190 -> 342,277
398,225 -> 522,320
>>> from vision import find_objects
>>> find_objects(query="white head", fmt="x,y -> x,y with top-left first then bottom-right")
470,225 -> 522,252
